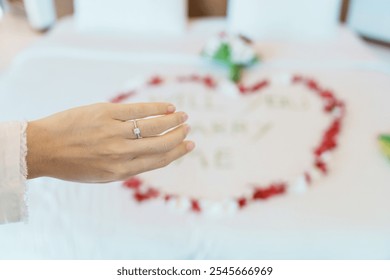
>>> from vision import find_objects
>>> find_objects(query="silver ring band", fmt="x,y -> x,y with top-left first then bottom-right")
132,120 -> 142,139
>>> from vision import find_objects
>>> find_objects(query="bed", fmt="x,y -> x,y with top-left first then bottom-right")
0,16 -> 390,259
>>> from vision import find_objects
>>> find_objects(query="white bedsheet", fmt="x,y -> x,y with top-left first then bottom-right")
0,18 -> 389,259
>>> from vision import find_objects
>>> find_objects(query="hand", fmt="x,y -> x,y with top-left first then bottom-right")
26,102 -> 194,183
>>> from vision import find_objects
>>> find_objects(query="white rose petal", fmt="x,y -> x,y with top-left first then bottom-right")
166,197 -> 178,209
332,107 -> 342,118
288,176 -> 308,195
201,200 -> 224,216
176,197 -> 191,212
219,79 -> 241,98
223,199 -> 239,214
319,152 -> 332,164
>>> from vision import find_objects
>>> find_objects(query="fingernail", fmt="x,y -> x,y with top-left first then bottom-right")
185,125 -> 191,134
182,112 -> 189,122
167,105 -> 176,113
186,141 -> 195,151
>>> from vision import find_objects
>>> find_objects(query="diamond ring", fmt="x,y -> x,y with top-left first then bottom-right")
132,120 -> 142,139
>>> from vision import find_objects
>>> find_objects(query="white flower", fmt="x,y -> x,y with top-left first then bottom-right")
231,47 -> 256,64
203,36 -> 224,57
203,33 -> 257,65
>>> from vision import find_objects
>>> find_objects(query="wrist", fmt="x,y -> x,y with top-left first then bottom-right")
26,120 -> 50,179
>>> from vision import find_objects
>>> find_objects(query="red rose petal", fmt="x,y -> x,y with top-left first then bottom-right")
191,199 -> 201,212
123,177 -> 142,189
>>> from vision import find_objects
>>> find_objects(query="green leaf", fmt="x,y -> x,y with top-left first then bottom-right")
379,134 -> 390,144
379,136 -> 390,159
229,64 -> 242,82
213,43 -> 231,64
249,56 -> 260,66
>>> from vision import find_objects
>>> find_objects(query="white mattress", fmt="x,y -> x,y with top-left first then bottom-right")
0,18 -> 390,259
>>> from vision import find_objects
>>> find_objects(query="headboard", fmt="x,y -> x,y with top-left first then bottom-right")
50,0 -> 228,18
52,0 -> 348,20
11,0 -> 389,46
8,0 -> 348,20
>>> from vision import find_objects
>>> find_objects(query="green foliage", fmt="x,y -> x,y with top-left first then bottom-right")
203,41 -> 260,82
213,43 -> 231,65
379,134 -> 390,159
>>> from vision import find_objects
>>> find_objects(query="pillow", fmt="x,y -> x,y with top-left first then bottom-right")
74,0 -> 187,36
348,0 -> 390,43
227,0 -> 342,41
24,0 -> 56,30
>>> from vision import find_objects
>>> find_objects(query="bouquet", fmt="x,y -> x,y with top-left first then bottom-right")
202,33 -> 259,82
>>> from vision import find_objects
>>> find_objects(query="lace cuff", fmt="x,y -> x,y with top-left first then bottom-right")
0,121 -> 28,224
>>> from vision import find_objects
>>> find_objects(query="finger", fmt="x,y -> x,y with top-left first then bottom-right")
126,141 -> 195,176
121,112 -> 188,139
129,124 -> 190,155
109,102 -> 176,121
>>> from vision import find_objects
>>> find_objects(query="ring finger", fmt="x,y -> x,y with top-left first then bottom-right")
120,111 -> 188,139
127,124 -> 190,156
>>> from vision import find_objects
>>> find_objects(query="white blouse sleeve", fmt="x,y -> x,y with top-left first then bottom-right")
0,121 -> 28,224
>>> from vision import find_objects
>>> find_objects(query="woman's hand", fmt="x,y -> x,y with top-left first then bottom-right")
26,102 -> 194,183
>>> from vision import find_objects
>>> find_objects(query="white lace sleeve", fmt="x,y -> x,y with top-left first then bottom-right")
0,121 -> 28,224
